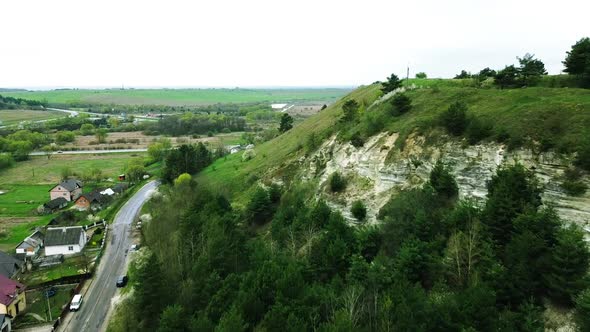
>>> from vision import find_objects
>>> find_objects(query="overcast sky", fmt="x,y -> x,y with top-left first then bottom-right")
1,0 -> 589,89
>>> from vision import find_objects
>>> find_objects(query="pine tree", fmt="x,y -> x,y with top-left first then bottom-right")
545,225 -> 590,304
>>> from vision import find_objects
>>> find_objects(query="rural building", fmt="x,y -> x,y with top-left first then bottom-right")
0,275 -> 26,318
74,190 -> 110,211
42,197 -> 68,213
0,252 -> 22,279
44,227 -> 87,256
15,230 -> 44,258
112,183 -> 128,195
0,314 -> 11,332
49,179 -> 83,202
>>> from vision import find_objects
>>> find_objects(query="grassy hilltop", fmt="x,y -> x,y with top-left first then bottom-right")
198,78 -> 590,199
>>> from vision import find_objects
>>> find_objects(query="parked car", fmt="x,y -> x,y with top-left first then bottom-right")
45,287 -> 57,298
70,294 -> 83,311
116,275 -> 128,287
130,244 -> 139,251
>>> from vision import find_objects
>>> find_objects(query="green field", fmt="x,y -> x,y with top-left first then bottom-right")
0,184 -> 53,217
0,153 -> 146,185
0,109 -> 66,126
2,88 -> 353,106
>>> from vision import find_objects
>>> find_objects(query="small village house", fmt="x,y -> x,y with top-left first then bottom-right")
42,197 -> 68,214
49,179 -> 83,202
74,190 -> 110,211
0,275 -> 26,319
15,230 -> 44,258
0,252 -> 22,279
44,227 -> 87,256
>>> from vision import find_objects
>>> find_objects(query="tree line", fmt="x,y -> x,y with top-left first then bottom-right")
109,162 -> 590,331
0,94 -> 47,109
452,37 -> 590,88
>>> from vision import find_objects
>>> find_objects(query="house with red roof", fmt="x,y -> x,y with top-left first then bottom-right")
0,275 -> 26,319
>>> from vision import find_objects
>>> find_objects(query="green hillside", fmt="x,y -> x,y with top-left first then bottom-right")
198,80 -> 590,200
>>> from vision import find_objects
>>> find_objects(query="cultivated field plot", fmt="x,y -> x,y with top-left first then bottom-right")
0,109 -> 66,126
0,153 -> 146,185
3,88 -> 352,106
62,131 -> 244,150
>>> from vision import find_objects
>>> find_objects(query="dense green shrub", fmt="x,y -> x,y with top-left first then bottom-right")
563,37 -> 590,88
561,167 -> 587,196
350,200 -> 367,220
574,139 -> 590,171
391,93 -> 412,115
575,288 -> 590,331
381,73 -> 403,93
466,117 -> 492,144
429,161 -> 458,198
0,153 -> 14,171
440,101 -> 468,136
350,132 -> 364,148
329,172 -> 346,192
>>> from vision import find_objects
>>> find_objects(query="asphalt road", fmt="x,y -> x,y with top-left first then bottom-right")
61,181 -> 158,332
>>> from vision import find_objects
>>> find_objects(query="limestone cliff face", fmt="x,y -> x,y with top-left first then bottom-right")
300,132 -> 590,235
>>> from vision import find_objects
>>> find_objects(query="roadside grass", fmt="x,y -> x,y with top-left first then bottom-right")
15,286 -> 75,327
0,153 -> 147,185
3,88 -> 352,106
0,109 -> 66,126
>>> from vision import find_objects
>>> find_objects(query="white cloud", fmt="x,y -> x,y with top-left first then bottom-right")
1,0 -> 588,88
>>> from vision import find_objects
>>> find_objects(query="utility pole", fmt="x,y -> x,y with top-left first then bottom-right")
46,289 -> 52,321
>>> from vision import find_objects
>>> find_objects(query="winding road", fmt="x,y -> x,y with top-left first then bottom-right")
60,181 -> 158,332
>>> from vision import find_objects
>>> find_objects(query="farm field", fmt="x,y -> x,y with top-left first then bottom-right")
62,131 -> 243,150
0,109 -> 66,126
2,88 -> 353,106
0,153 -> 146,185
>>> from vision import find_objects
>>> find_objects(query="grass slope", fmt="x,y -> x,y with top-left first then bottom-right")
198,81 -> 590,202
3,88 -> 352,106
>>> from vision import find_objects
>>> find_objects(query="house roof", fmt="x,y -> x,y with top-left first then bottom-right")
16,230 -> 43,251
0,273 -> 24,306
112,183 -> 128,193
50,179 -> 82,192
44,227 -> 84,247
44,197 -> 68,209
76,190 -> 110,205
0,251 -> 22,279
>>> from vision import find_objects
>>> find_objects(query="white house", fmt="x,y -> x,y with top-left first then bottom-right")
44,227 -> 87,256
